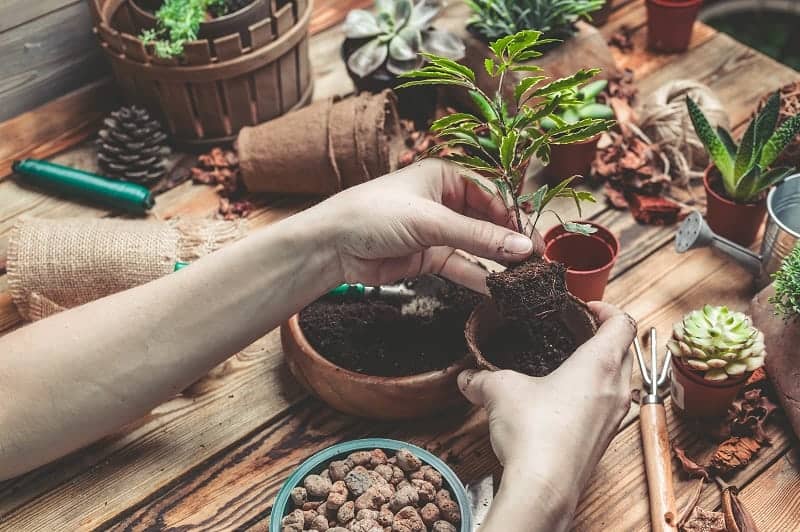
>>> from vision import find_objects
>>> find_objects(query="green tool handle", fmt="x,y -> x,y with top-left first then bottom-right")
12,159 -> 154,214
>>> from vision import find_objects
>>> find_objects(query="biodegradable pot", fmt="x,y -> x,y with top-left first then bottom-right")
704,165 -> 768,247
670,357 -> 748,419
341,39 -> 438,123
270,438 -> 473,532
543,222 -> 620,302
543,135 -> 601,184
129,0 -> 269,47
465,296 -> 598,371
281,315 -> 471,419
646,0 -> 703,53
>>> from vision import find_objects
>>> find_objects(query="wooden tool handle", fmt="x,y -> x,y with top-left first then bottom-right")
640,402 -> 678,532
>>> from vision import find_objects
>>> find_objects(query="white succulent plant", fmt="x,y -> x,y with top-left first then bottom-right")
344,0 -> 465,78
668,305 -> 766,381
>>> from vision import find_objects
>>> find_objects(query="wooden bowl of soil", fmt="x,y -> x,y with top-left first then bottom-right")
281,276 -> 485,419
465,259 -> 598,375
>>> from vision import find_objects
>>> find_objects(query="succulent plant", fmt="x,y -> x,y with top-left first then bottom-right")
343,0 -> 465,78
770,242 -> 800,320
668,305 -> 766,381
541,79 -> 614,131
466,0 -> 605,42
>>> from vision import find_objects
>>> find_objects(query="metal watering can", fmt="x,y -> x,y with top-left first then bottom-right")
675,174 -> 800,289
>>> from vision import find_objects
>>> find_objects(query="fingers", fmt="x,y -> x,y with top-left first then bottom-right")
457,369 -> 495,406
566,302 -> 636,371
431,248 -> 491,294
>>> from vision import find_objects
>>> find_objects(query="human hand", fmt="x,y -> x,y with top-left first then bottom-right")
311,158 -> 544,294
457,302 -> 636,531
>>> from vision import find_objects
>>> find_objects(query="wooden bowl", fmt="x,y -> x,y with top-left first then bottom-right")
465,296 -> 598,371
281,315 -> 472,419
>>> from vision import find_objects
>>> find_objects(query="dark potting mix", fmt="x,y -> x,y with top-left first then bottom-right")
300,275 -> 485,377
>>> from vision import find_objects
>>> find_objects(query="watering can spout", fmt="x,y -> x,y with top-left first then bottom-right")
674,211 -> 762,275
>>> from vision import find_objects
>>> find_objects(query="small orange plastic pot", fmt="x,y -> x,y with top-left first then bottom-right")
543,135 -> 601,185
543,222 -> 620,302
646,0 -> 703,53
704,165 -> 768,247
670,357 -> 748,419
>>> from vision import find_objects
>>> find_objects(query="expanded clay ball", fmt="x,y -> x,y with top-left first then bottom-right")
337,501 -> 355,523
349,450 -> 373,467
395,449 -> 422,472
420,503 -> 441,527
351,518 -> 382,532
326,481 -> 348,511
431,521 -> 457,532
393,506 -> 425,532
345,467 -> 373,497
329,460 -> 351,482
303,474 -> 332,499
290,487 -> 307,507
280,508 -> 303,531
389,485 -> 419,512
410,480 -> 435,504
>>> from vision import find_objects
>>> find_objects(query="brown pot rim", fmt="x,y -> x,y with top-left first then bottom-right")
646,0 -> 703,7
285,313 -> 473,385
672,355 -> 749,388
542,221 -> 620,275
703,164 -> 766,208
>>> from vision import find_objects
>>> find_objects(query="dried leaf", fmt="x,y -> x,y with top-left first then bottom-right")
191,147 -> 251,219
673,444 -> 710,480
608,25 -> 635,54
722,486 -> 760,532
681,506 -> 726,532
709,437 -> 760,474
628,193 -> 688,225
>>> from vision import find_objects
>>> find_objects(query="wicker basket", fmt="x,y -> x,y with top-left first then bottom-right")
90,0 -> 313,149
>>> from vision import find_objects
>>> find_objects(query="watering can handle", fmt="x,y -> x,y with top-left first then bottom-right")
709,237 -> 762,275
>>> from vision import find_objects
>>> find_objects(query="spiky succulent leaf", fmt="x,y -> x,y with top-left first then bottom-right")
466,0 -> 605,41
734,115 -> 759,180
672,305 -> 766,381
770,242 -> 800,320
754,91 -> 780,148
717,126 -> 738,157
760,115 -> 800,168
687,96 -> 735,186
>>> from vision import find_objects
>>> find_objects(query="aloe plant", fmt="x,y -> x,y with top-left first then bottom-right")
687,92 -> 800,203
541,79 -> 614,131
398,30 -> 614,237
343,0 -> 465,78
466,0 -> 605,42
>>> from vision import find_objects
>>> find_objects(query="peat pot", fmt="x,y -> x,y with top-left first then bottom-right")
465,297 -> 598,371
543,221 -> 620,302
281,315 -> 471,419
703,165 -> 768,247
90,0 -> 313,149
670,357 -> 747,419
271,438 -> 472,532
646,0 -> 703,53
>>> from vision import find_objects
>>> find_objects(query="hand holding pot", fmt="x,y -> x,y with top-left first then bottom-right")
316,158 -> 545,294
457,302 -> 636,532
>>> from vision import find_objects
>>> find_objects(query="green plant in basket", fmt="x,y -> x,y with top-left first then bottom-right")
770,243 -> 800,321
687,91 -> 800,203
466,0 -> 605,42
140,0 -> 227,58
397,30 -> 615,237
540,79 -> 614,131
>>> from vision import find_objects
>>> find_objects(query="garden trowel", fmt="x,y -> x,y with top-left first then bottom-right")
466,473 -> 494,530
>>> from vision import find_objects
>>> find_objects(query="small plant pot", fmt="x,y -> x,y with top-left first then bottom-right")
341,39 -> 437,123
280,315 -> 471,419
465,297 -> 598,371
704,165 -> 768,247
543,222 -> 620,302
270,438 -> 473,532
670,357 -> 748,419
543,135 -> 601,185
645,0 -> 703,53
130,0 -> 269,47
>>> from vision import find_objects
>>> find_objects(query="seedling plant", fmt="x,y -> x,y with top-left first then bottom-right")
398,30 -> 615,238
141,0 -> 228,58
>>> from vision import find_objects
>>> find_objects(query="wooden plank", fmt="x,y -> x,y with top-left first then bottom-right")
214,34 -> 255,132
276,3 -> 300,113
736,448 -> 800,532
186,40 -> 228,138
0,1 -> 109,122
0,0 -> 79,33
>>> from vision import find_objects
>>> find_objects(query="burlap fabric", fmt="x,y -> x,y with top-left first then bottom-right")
237,90 -> 405,195
7,217 -> 247,321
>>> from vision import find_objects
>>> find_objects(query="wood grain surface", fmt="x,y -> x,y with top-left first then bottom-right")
0,0 -> 799,530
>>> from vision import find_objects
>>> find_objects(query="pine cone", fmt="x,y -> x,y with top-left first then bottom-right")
97,105 -> 170,183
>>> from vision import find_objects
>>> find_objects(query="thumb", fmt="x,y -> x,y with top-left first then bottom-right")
419,203 -> 534,263
457,369 -> 496,406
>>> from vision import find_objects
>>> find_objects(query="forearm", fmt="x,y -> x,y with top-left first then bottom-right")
0,208 -> 340,479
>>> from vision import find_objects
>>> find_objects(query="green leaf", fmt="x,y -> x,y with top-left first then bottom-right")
579,79 -> 607,100
484,58 -> 495,76
563,222 -> 598,235
500,130 -> 519,171
489,34 -> 516,58
686,96 -> 735,184
717,127 -> 738,157
578,103 -> 614,119
463,174 -> 496,196
760,115 -> 800,168
448,153 -> 497,172
396,79 -> 471,89
430,113 -> 480,132
532,69 -> 600,98
347,38 -> 389,78
469,90 -> 500,123
734,115 -> 759,179
343,9 -> 381,38
755,91 -> 780,147
530,186 -> 548,213
510,64 -> 545,73
418,53 -> 476,81
755,166 -> 794,195
514,76 -> 546,103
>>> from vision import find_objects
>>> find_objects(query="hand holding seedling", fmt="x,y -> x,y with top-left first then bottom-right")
458,301 -> 636,532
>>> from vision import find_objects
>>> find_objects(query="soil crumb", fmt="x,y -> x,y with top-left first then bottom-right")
299,275 -> 485,377
483,258 -> 576,376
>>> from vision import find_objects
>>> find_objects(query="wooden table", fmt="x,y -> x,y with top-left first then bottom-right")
1,1 -> 799,530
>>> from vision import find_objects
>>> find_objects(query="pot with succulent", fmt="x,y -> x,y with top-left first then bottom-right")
342,0 -> 465,121
397,30 -> 615,375
540,79 -> 614,183
646,0 -> 703,53
688,91 -> 800,246
668,305 -> 766,419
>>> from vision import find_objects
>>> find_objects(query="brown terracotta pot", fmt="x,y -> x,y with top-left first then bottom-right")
704,165 -> 768,247
464,297 -> 598,371
670,357 -> 747,419
646,0 -> 703,53
543,135 -> 601,185
280,315 -> 471,419
543,222 -> 620,302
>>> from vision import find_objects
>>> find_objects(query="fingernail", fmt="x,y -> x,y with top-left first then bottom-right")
503,233 -> 533,255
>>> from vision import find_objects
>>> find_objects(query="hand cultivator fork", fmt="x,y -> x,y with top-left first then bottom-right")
634,328 -> 678,532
